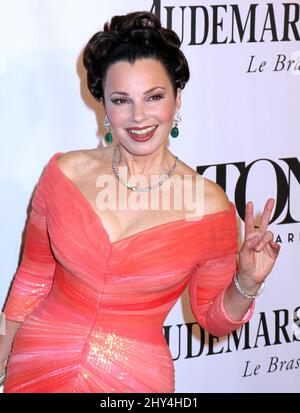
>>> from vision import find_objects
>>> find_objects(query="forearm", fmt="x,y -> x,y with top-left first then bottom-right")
223,273 -> 261,321
0,319 -> 21,366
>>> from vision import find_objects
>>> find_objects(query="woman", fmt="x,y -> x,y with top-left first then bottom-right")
0,11 -> 280,393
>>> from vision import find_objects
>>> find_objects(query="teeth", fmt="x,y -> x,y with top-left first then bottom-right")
128,126 -> 156,135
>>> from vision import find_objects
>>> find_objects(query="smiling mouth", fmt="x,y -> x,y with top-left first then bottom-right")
126,125 -> 158,141
127,126 -> 157,135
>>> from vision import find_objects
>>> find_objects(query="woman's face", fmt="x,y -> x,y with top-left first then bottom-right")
103,58 -> 181,155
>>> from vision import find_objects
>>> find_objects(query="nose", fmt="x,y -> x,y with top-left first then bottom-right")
130,102 -> 147,123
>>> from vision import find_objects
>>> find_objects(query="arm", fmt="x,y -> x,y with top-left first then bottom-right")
188,185 -> 280,336
0,165 -> 56,370
187,183 -> 255,337
188,252 -> 255,337
212,197 -> 281,327
223,274 -> 258,321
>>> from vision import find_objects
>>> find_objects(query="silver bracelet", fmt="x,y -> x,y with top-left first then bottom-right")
233,271 -> 265,299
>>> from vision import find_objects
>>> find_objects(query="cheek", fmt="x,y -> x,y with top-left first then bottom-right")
152,103 -> 175,124
107,108 -> 127,127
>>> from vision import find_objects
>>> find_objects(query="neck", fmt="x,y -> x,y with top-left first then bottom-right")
114,144 -> 176,179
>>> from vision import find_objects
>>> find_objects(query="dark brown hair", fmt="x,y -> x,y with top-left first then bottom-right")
83,11 -> 190,102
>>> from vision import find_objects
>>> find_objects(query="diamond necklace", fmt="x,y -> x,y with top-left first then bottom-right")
112,144 -> 178,192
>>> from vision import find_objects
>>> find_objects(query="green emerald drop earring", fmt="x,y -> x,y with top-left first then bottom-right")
170,112 -> 181,138
104,115 -> 113,144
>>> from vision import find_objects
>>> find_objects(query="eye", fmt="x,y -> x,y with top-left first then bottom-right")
149,94 -> 164,101
111,98 -> 128,105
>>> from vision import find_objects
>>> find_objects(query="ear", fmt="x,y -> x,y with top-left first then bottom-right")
175,88 -> 182,112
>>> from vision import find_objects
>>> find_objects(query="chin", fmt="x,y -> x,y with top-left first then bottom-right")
119,139 -> 166,155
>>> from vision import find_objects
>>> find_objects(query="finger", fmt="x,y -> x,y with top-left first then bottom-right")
244,201 -> 255,237
254,231 -> 274,252
242,234 -> 259,251
263,241 -> 281,259
270,241 -> 281,254
259,198 -> 275,235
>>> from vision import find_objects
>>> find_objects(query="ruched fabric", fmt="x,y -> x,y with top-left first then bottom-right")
3,152 -> 254,393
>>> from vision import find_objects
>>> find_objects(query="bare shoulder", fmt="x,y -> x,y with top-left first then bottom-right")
176,159 -> 231,216
203,177 -> 232,215
56,146 -> 110,180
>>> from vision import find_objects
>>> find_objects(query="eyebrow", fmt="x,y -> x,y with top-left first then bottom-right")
110,86 -> 166,97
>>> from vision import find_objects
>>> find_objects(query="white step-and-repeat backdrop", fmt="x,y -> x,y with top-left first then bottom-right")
0,0 -> 299,392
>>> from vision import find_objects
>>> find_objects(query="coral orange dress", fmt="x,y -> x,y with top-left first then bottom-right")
3,152 -> 254,393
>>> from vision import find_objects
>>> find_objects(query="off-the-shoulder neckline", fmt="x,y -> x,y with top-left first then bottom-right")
48,151 -> 236,246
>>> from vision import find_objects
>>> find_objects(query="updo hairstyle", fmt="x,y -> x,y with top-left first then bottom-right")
83,11 -> 190,103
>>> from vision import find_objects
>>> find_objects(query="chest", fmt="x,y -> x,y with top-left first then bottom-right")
73,169 -> 203,244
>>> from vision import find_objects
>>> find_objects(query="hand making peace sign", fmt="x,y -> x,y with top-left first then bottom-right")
237,198 -> 281,288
